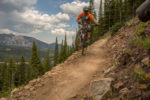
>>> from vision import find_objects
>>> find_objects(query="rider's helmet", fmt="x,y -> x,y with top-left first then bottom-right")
83,6 -> 89,12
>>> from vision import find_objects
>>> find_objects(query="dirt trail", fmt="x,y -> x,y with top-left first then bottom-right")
8,37 -> 111,100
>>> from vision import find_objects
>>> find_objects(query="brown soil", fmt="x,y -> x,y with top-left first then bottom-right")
6,36 -> 112,100
102,19 -> 150,100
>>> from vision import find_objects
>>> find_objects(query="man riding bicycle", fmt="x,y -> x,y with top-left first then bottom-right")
76,6 -> 98,44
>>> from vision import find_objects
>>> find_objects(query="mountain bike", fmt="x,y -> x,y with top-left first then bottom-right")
78,23 -> 97,55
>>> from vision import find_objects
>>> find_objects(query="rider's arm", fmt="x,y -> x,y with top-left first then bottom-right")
77,13 -> 83,23
92,17 -> 98,25
89,14 -> 98,25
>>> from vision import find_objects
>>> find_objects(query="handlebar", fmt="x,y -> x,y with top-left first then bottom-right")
78,23 -> 99,26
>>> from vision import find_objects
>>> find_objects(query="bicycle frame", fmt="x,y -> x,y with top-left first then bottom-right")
78,23 -> 96,55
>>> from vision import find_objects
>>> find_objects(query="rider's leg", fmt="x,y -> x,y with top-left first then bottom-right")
86,26 -> 91,44
86,32 -> 90,44
87,24 -> 91,44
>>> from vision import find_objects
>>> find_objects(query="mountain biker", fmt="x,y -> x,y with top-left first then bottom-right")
76,6 -> 98,44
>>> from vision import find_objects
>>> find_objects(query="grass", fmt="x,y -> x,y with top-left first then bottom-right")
134,69 -> 146,81
131,36 -> 150,49
131,20 -> 150,49
92,96 -> 96,100
135,20 -> 150,35
112,60 -> 117,66
125,17 -> 139,26
134,69 -> 150,82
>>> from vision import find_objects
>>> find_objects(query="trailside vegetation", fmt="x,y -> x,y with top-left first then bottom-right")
0,33 -> 73,97
0,0 -> 146,98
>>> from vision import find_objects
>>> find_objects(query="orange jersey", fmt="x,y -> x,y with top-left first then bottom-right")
77,12 -> 93,24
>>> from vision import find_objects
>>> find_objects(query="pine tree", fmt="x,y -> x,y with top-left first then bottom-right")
26,64 -> 32,83
103,0 -> 110,31
63,34 -> 68,59
98,0 -> 104,36
0,64 -> 2,91
8,57 -> 16,88
67,46 -> 71,57
71,38 -> 76,53
89,0 -> 98,43
54,37 -> 59,66
43,48 -> 51,72
58,40 -> 64,63
89,0 -> 95,14
30,42 -> 43,78
1,61 -> 9,91
18,55 -> 26,85
96,0 -> 146,37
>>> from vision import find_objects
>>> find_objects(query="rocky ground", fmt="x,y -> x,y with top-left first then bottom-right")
102,18 -> 150,100
0,35 -> 113,100
1,18 -> 150,100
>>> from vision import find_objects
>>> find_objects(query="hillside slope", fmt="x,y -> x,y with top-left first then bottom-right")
2,36 -> 112,100
1,18 -> 149,100
102,19 -> 150,100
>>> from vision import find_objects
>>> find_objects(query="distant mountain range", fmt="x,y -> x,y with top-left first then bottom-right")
0,34 -> 58,49
0,33 -> 60,61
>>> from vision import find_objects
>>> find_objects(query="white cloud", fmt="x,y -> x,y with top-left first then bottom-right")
20,9 -> 70,33
94,0 -> 105,16
0,0 -> 71,34
0,0 -> 37,12
60,0 -> 89,16
55,12 -> 70,20
56,23 -> 70,28
67,38 -> 73,45
0,29 -> 16,34
94,0 -> 100,15
3,0 -> 37,6
60,0 -> 103,17
51,28 -> 75,36
0,7 -> 70,34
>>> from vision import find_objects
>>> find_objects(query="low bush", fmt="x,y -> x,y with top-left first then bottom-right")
110,22 -> 124,36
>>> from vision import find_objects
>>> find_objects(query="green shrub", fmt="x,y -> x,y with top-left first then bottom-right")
110,22 -> 124,36
131,20 -> 150,49
125,17 -> 139,26
135,20 -> 150,35
0,84 -> 25,98
0,88 -> 14,98
134,69 -> 150,81
134,69 -> 146,81
132,36 -> 150,49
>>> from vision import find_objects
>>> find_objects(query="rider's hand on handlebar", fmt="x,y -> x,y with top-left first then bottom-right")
95,23 -> 99,26
78,22 -> 81,24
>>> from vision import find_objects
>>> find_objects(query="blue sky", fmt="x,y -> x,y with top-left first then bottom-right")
0,0 -> 100,45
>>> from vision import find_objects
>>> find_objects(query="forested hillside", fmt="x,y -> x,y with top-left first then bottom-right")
0,34 -> 73,98
0,45 -> 49,61
0,0 -> 148,99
